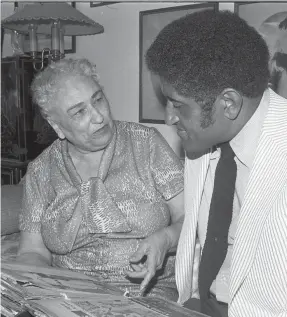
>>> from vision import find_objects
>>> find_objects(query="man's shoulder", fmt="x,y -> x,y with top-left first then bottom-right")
265,89 -> 287,142
269,88 -> 287,102
268,88 -> 287,113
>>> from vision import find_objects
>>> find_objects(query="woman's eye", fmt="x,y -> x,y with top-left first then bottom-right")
95,96 -> 103,102
75,108 -> 87,116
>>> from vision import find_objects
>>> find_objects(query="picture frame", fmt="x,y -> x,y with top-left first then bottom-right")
90,2 -> 118,7
139,3 -> 219,124
1,27 -> 4,55
235,2 -> 287,53
235,2 -> 287,29
14,2 -> 76,54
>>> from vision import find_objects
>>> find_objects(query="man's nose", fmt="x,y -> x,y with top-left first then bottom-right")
165,102 -> 179,126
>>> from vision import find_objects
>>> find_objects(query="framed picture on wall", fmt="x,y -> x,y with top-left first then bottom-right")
139,3 -> 219,124
235,2 -> 287,55
1,27 -> 4,55
90,2 -> 118,7
14,2 -> 76,54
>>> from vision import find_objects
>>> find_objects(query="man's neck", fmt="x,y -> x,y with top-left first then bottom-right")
277,70 -> 287,99
230,93 -> 263,141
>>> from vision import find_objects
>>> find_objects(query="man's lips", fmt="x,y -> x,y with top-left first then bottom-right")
177,128 -> 188,139
177,126 -> 186,133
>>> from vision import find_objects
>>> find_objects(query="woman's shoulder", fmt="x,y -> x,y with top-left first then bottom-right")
27,139 -> 62,174
115,120 -> 159,140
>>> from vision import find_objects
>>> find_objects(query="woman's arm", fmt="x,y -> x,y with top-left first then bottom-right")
126,190 -> 184,292
17,231 -> 52,267
163,190 -> 185,252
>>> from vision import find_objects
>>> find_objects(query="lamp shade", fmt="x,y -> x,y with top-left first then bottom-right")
2,2 -> 104,36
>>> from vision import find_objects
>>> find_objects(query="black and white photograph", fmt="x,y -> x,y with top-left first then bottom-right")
1,2 -> 287,317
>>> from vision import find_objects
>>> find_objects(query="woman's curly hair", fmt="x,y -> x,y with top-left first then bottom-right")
31,58 -> 100,118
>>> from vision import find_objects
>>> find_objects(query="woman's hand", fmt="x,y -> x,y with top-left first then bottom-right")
126,191 -> 184,294
126,228 -> 172,293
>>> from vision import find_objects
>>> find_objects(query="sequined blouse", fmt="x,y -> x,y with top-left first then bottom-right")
19,121 -> 184,299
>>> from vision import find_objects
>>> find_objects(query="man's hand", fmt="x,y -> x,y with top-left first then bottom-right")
126,228 -> 172,293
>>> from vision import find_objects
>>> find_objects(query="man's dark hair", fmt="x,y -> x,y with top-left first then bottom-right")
146,10 -> 270,110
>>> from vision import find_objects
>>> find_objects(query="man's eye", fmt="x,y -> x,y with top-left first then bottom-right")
173,102 -> 182,109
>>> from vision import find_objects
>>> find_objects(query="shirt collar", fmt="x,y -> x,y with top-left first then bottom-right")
211,89 -> 270,168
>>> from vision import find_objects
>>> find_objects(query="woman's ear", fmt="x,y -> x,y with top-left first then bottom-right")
218,88 -> 243,121
47,118 -> 65,140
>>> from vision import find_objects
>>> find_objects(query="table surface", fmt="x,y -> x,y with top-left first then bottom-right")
1,261 -> 210,317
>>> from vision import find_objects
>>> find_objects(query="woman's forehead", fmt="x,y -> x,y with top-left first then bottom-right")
58,74 -> 98,90
54,77 -> 100,110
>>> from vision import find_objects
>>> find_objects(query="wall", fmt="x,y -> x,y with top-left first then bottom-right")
1,1 -> 234,155
73,2 -> 234,155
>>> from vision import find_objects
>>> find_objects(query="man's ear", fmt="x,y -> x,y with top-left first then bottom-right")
47,118 -> 65,140
218,88 -> 243,120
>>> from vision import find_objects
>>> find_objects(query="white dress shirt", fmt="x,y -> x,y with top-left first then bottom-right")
197,90 -> 270,302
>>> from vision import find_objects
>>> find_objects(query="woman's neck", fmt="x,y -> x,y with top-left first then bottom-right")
68,143 -> 103,161
68,143 -> 104,180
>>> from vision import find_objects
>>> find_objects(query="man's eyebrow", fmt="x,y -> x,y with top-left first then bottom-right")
167,96 -> 180,103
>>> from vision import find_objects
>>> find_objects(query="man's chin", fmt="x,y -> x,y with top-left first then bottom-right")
185,150 -> 208,160
182,142 -> 210,160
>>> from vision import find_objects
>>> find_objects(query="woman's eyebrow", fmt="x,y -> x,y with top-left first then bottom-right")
67,89 -> 103,114
67,101 -> 85,114
91,89 -> 102,99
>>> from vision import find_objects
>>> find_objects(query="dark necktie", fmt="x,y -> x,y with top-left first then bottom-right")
198,142 -> 237,316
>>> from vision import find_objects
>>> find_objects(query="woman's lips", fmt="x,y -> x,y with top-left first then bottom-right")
93,124 -> 108,137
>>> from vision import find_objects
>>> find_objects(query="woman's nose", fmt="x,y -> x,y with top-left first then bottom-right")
90,107 -> 104,124
165,102 -> 179,126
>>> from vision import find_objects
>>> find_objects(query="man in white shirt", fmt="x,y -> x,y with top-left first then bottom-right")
131,9 -> 287,317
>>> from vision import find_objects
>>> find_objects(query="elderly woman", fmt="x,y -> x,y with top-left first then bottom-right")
17,58 -> 184,300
